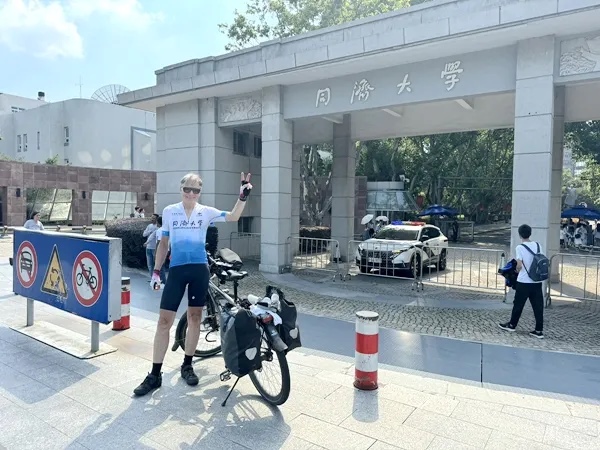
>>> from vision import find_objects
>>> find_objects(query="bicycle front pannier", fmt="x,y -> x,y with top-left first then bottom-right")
220,306 -> 262,377
266,286 -> 302,353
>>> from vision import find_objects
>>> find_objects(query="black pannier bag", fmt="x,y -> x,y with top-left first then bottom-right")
220,306 -> 262,377
266,286 -> 302,353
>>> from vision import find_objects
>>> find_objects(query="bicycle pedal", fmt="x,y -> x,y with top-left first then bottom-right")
219,370 -> 231,382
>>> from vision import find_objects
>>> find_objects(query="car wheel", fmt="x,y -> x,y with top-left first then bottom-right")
410,255 -> 421,278
438,250 -> 447,271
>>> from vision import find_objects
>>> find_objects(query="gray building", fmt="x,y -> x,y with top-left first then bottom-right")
120,0 -> 600,273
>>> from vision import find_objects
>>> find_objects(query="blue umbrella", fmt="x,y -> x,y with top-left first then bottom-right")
418,205 -> 458,217
561,205 -> 600,220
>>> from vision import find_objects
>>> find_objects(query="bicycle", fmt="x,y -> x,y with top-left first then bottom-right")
172,248 -> 291,407
76,265 -> 98,290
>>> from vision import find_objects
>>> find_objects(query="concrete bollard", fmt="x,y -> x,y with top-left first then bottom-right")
113,277 -> 131,330
354,310 -> 379,391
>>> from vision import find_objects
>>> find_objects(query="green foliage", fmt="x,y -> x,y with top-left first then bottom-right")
299,226 -> 331,252
44,155 -> 59,165
219,0 -> 414,50
565,121 -> 600,164
105,218 -> 152,269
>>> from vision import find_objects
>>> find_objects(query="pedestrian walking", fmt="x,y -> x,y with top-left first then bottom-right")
499,224 -> 546,339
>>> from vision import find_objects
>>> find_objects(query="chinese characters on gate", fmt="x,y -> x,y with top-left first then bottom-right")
314,60 -> 463,108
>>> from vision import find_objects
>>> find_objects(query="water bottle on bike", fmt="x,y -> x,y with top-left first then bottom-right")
247,294 -> 288,352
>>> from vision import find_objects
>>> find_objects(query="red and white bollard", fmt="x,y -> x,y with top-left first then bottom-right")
113,277 -> 131,330
354,310 -> 379,390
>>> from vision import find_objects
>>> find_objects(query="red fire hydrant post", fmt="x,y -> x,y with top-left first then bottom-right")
113,277 -> 131,331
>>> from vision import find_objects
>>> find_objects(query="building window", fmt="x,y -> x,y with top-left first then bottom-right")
17,135 -> 21,152
23,134 -> 27,151
64,126 -> 70,146
253,136 -> 262,158
238,217 -> 253,233
37,132 -> 40,150
233,131 -> 248,155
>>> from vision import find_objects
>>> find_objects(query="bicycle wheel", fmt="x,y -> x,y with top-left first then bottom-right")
174,293 -> 222,358
76,272 -> 83,286
89,276 -> 98,290
249,334 -> 291,406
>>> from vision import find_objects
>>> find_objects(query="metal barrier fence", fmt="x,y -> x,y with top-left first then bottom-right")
344,240 -> 507,298
228,232 -> 261,261
345,240 -> 424,290
285,236 -> 342,280
546,253 -> 600,307
420,246 -> 507,297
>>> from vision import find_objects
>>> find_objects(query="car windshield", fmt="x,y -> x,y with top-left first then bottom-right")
373,228 -> 419,241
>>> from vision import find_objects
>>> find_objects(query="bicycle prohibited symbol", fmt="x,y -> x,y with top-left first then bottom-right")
16,241 -> 38,288
72,250 -> 103,307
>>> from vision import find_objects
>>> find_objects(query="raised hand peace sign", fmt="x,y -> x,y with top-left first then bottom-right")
239,172 -> 253,202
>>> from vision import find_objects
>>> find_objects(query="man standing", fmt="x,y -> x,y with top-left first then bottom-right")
499,224 -> 544,338
143,214 -> 159,282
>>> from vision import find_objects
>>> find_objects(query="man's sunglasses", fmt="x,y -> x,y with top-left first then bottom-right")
182,187 -> 201,194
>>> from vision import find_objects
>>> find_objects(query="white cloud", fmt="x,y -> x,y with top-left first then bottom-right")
0,0 -> 83,58
66,0 -> 163,29
0,0 -> 162,59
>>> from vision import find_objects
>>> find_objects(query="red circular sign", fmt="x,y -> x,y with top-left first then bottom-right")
72,250 -> 103,307
16,241 -> 38,288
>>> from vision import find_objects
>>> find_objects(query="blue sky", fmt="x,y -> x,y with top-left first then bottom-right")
0,0 -> 248,101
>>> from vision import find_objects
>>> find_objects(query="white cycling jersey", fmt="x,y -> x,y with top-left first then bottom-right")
162,202 -> 227,267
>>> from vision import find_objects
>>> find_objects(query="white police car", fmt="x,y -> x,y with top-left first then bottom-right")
355,222 -> 448,277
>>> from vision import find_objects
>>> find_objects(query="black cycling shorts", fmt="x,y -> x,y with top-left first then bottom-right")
160,263 -> 210,312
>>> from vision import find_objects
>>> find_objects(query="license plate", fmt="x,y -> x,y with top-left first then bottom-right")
368,257 -> 381,264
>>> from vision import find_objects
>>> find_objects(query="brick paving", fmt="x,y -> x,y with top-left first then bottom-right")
236,262 -> 600,357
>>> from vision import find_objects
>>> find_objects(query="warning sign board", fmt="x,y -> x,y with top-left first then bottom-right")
16,241 -> 38,289
72,250 -> 103,307
41,245 -> 68,298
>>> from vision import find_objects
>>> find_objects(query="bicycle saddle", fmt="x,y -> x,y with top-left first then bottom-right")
217,248 -> 243,268
227,270 -> 248,281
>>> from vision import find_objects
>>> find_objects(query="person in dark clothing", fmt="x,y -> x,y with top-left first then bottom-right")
499,224 -> 544,339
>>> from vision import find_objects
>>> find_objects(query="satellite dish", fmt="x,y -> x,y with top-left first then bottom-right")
91,84 -> 131,104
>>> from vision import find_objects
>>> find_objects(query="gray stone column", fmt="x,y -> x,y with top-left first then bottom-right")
511,36 -> 560,262
155,100 -> 201,211
331,114 -> 355,261
550,86 -> 565,280
260,86 -> 293,273
292,144 -> 302,238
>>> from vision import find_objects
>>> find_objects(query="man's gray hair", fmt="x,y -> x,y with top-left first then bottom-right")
180,173 -> 203,186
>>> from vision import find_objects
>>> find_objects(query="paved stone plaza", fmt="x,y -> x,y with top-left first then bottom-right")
2,275 -> 600,449
3,234 -> 600,356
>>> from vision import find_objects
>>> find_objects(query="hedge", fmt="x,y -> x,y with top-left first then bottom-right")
105,218 -> 221,269
105,218 -> 152,269
299,226 -> 331,252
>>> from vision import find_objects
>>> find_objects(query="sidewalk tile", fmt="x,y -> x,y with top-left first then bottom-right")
404,409 -> 492,448
543,425 -> 600,449
289,414 -> 375,450
0,404 -> 74,450
567,402 -> 600,421
377,383 -> 435,408
485,430 -> 558,450
427,436 -> 477,449
451,402 -> 546,442
502,404 -> 599,436
420,394 -> 459,416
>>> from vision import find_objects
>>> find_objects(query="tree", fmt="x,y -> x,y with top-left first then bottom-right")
219,0 -> 414,51
565,121 -> 600,164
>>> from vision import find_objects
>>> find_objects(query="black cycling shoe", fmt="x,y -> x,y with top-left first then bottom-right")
181,365 -> 199,386
133,373 -> 162,396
